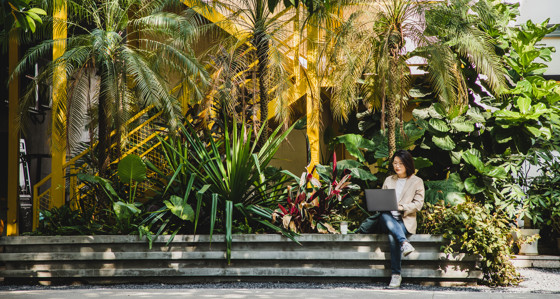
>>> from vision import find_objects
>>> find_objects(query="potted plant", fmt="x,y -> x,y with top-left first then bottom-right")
515,191 -> 549,255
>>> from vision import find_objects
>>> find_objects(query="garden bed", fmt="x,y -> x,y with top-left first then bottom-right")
0,234 -> 482,284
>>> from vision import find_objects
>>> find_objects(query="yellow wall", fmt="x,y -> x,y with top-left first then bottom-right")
269,129 -> 308,175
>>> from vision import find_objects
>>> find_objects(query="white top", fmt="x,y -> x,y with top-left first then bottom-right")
391,178 -> 407,220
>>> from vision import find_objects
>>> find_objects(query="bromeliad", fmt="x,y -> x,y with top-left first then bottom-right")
273,153 -> 353,234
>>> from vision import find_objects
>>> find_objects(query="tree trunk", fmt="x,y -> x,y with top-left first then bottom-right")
97,76 -> 110,178
386,95 -> 396,158
254,31 -> 269,144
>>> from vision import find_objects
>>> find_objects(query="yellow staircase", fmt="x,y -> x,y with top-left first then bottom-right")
32,105 -> 167,229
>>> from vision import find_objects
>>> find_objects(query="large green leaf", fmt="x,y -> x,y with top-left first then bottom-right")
113,201 -> 141,221
414,157 -> 433,169
448,173 -> 465,191
517,97 -> 531,114
432,135 -> 456,151
466,107 -> 486,123
433,103 -> 447,118
334,134 -> 378,162
424,176 -> 465,206
336,160 -> 377,182
450,150 -> 462,165
118,154 -> 147,184
78,173 -> 119,201
464,177 -> 485,194
524,125 -> 541,137
164,195 -> 195,221
462,150 -> 484,171
486,166 -> 508,179
429,118 -> 450,132
494,109 -> 523,122
539,127 -> 552,139
450,120 -> 475,132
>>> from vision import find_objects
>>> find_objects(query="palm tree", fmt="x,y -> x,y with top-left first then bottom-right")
198,0 -> 296,141
325,0 -> 422,157
14,0 -> 208,177
419,0 -> 508,110
326,0 -> 507,156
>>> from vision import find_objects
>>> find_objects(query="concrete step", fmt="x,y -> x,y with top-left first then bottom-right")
0,267 -> 483,279
510,255 -> 560,268
0,234 -> 482,283
0,251 -> 477,261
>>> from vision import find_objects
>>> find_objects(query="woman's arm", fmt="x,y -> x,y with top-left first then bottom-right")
398,179 -> 425,216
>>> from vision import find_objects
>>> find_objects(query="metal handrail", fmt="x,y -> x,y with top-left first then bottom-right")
31,105 -> 161,230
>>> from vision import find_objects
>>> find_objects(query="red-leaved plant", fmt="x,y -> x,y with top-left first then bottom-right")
272,153 -> 352,233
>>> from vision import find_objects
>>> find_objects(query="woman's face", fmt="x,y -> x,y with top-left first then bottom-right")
393,156 -> 407,178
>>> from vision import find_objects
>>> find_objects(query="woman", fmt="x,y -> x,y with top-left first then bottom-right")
380,149 -> 424,288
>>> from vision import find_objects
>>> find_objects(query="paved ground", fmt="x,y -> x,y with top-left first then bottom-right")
1,268 -> 559,299
2,288 -> 560,299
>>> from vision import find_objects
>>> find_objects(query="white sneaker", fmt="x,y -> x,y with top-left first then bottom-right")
401,241 -> 415,257
388,274 -> 402,288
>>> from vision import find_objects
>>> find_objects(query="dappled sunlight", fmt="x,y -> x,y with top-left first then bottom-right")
0,288 -> 420,299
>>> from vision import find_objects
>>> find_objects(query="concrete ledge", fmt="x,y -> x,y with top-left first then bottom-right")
0,234 -> 482,284
510,255 -> 560,268
0,234 -> 445,245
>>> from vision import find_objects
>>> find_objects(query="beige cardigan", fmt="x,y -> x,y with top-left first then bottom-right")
382,174 -> 425,234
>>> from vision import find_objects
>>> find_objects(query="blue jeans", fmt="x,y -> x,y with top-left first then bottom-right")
379,212 -> 409,275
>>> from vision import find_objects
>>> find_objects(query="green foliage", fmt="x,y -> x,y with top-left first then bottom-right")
14,0 -> 208,171
34,204 -> 104,235
419,200 -> 521,287
334,159 -> 377,184
423,173 -> 465,206
1,0 -> 46,34
492,19 -> 560,154
138,173 -> 205,249
504,19 -> 557,79
417,0 -> 508,113
179,118 -> 294,206
524,149 -> 560,234
412,93 -> 550,218
335,119 -> 426,164
278,0 -> 341,15
273,154 -> 355,233
118,154 -> 147,184
78,154 -> 147,233
147,118 -> 298,259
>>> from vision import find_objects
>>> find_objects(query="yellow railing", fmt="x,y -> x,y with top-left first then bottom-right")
32,105 -> 167,230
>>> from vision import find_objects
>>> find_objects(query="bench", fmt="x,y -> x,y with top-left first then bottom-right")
0,234 -> 482,284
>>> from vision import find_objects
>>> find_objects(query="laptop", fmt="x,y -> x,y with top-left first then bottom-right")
365,189 -> 398,211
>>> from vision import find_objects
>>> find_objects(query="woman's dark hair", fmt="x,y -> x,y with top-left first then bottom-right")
390,149 -> 415,177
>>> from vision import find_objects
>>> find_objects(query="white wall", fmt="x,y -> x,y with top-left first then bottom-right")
516,0 -> 560,24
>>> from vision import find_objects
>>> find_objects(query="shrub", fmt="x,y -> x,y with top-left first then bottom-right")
34,204 -> 105,235
272,154 -> 355,234
418,199 -> 521,286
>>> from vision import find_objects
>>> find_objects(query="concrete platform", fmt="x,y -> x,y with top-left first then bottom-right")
510,255 -> 560,268
0,234 -> 482,284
